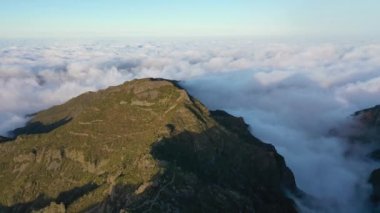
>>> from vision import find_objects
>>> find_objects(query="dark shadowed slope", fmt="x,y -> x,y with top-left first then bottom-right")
352,105 -> 380,207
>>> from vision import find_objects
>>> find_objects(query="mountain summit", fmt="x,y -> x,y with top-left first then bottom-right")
0,78 -> 298,212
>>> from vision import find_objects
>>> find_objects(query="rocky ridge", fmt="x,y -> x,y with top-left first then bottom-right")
0,78 -> 299,212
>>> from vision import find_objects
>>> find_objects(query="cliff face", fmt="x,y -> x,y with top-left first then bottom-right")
0,78 -> 298,212
354,105 -> 380,128
352,105 -> 380,143
353,105 -> 380,203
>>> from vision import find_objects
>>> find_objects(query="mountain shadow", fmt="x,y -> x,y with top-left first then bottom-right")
0,182 -> 98,213
10,117 -> 72,138
85,110 -> 298,213
0,136 -> 12,143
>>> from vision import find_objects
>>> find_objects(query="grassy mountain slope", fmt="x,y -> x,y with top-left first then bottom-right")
0,78 -> 298,212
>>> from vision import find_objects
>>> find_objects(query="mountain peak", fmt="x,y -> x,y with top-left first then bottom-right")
0,78 -> 298,212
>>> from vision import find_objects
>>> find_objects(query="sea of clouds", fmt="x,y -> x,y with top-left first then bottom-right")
1,38 -> 380,212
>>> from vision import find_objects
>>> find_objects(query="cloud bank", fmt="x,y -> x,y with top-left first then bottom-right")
1,39 -> 380,212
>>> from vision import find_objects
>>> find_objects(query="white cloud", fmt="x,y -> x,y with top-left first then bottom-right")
1,39 -> 380,212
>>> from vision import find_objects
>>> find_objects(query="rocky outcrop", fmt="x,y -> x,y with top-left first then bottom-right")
0,78 -> 299,212
32,202 -> 65,213
352,105 -> 380,205
354,105 -> 380,128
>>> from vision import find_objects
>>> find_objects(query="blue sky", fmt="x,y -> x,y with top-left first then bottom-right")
0,0 -> 379,39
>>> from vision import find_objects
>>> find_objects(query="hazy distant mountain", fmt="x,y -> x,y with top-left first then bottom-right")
0,78 -> 298,212
352,105 -> 380,205
354,105 -> 380,128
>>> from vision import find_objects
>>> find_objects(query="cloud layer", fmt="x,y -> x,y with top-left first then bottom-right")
1,39 -> 380,212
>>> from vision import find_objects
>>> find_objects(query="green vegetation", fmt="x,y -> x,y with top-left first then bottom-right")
0,78 -> 298,212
